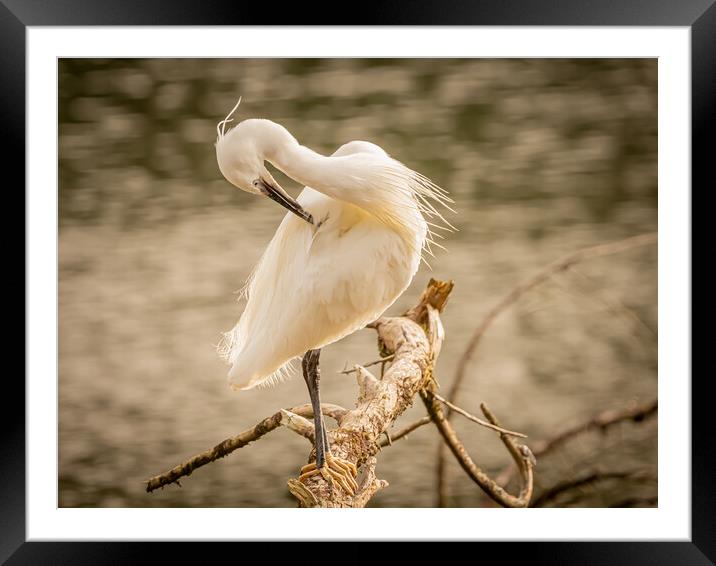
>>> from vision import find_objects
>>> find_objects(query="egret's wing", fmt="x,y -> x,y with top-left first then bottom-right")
220,190 -> 417,390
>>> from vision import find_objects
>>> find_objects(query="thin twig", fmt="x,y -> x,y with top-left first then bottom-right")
146,403 -> 346,493
433,393 -> 527,438
531,399 -> 657,457
450,232 -> 657,408
422,388 -> 535,508
532,470 -> 656,507
379,416 -> 432,447
567,266 -> 657,340
437,232 -> 657,506
340,355 -> 394,374
495,399 -> 657,488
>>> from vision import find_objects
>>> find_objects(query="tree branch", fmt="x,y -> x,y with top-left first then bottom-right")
436,232 -> 657,506
494,398 -> 657,488
279,409 -> 315,441
532,469 -> 656,508
291,312 -> 436,506
433,393 -> 527,438
147,277 -> 537,508
451,233 -> 657,405
422,388 -> 535,508
340,356 -> 394,374
146,280 -> 455,506
145,403 -> 346,493
379,416 -> 432,447
351,456 -> 390,508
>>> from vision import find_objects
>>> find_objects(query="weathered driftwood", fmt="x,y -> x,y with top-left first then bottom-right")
147,278 -> 535,508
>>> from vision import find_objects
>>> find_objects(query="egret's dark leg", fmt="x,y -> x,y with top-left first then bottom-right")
298,350 -> 359,494
302,349 -> 328,469
321,423 -> 329,458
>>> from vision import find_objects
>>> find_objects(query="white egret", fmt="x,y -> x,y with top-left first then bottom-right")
214,100 -> 453,493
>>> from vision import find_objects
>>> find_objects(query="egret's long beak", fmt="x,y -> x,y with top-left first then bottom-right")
257,178 -> 314,225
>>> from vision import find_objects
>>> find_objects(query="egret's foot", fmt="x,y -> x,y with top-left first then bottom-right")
299,454 -> 359,495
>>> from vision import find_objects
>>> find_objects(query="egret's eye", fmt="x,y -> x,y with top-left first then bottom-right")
252,179 -> 261,188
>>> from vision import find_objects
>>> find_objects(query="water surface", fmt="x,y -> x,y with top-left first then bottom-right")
59,58 -> 657,507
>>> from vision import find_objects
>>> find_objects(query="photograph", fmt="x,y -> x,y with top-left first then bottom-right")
57,57 -> 658,509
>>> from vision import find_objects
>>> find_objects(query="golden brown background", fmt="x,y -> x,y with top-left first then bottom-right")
59,58 -> 657,507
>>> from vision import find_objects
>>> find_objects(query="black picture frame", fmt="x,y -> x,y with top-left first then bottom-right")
8,1 -> 706,563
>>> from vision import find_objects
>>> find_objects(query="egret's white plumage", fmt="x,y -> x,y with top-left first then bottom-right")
215,108 -> 453,391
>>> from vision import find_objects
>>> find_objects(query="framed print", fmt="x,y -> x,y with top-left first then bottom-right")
10,0 -> 707,562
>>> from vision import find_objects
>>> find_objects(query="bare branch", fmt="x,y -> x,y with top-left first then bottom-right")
147,229 -> 656,510
403,278 -> 455,325
283,278 -> 454,507
340,356 -> 394,374
532,470 -> 656,508
145,403 -> 346,493
495,398 -> 657,488
354,365 -> 381,402
286,478 -> 319,507
379,416 -> 432,447
350,456 -> 390,508
422,388 -> 534,508
320,404 -> 350,425
532,399 -> 657,457
451,232 -> 657,410
147,279 -> 454,507
437,232 -> 657,506
561,267 -> 657,341
425,304 -> 445,358
279,409 -> 315,440
149,278 -> 535,509
433,393 -> 527,438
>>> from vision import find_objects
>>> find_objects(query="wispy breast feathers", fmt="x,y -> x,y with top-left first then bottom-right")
358,156 -> 456,261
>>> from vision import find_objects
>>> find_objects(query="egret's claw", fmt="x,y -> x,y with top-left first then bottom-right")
299,454 -> 358,495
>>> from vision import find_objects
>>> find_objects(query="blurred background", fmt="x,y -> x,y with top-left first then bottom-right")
59,58 -> 657,508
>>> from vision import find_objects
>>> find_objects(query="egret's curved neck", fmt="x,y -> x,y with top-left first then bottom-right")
258,121 -> 424,244
261,124 -> 343,198
269,145 -> 329,192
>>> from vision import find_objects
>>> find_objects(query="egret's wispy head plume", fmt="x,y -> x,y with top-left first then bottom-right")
216,96 -> 243,142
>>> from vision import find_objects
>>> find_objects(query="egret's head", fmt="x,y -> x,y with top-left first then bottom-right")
215,114 -> 314,225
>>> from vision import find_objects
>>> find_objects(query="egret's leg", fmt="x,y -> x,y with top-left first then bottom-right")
302,349 -> 328,469
321,423 -> 330,462
299,349 -> 358,494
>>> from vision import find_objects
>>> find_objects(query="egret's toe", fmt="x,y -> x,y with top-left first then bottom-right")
298,454 -> 358,496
